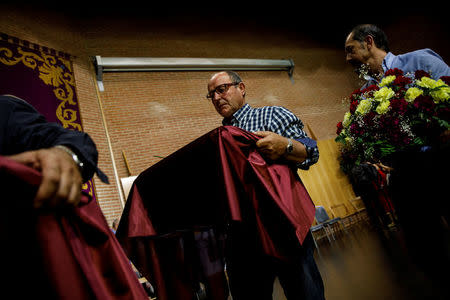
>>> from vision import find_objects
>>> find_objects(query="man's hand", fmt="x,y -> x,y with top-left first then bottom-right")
253,131 -> 288,160
253,131 -> 308,163
7,147 -> 82,208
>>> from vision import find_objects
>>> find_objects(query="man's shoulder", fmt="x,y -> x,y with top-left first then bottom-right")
0,95 -> 20,117
396,48 -> 445,63
0,95 -> 34,111
251,105 -> 289,112
393,49 -> 449,78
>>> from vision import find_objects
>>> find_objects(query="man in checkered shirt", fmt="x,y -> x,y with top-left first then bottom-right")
206,71 -> 324,300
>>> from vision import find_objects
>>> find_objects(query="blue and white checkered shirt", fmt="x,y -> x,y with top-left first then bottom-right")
222,103 -> 319,170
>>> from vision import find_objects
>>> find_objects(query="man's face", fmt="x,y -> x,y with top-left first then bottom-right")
207,72 -> 245,118
345,33 -> 371,72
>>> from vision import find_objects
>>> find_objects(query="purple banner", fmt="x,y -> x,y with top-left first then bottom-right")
0,33 -> 96,200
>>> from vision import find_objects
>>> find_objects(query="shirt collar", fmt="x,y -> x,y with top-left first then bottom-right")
382,52 -> 395,72
222,103 -> 251,126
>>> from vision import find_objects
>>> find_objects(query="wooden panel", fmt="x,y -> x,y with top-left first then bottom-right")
298,138 -> 356,218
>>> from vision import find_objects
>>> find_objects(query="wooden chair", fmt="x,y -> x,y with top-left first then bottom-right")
310,219 -> 332,249
330,203 -> 357,228
315,205 -> 348,239
349,196 -> 368,223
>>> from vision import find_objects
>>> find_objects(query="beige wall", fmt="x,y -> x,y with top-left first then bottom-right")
1,6 -> 448,224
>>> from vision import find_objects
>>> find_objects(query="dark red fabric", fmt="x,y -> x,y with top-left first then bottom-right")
217,126 -> 315,249
117,126 -> 315,300
374,169 -> 396,214
0,156 -> 148,300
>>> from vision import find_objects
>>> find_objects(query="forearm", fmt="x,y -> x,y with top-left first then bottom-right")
284,138 -> 308,163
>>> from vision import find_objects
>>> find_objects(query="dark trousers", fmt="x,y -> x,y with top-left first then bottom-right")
225,229 -> 325,300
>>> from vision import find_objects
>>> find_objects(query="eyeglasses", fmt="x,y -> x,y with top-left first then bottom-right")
206,82 -> 239,100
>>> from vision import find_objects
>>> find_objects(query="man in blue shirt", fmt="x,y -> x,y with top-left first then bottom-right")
345,24 -> 450,298
208,71 -> 319,170
344,24 -> 450,88
207,71 -> 324,300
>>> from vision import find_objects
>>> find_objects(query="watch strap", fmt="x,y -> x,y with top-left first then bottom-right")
54,145 -> 84,173
285,138 -> 294,155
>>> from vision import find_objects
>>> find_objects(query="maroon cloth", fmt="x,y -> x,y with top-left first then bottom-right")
374,169 -> 396,214
0,156 -> 148,300
117,126 -> 315,300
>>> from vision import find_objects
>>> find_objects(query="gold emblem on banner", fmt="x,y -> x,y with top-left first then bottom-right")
0,46 -> 81,130
1,43 -> 94,199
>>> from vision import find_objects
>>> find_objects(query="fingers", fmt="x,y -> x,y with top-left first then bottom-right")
252,131 -> 270,137
33,148 -> 82,209
8,151 -> 42,170
8,148 -> 83,208
34,160 -> 60,208
253,132 -> 286,160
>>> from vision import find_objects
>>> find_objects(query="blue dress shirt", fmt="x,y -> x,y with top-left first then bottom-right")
364,48 -> 450,87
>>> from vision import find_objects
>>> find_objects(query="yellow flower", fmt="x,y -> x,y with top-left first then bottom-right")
380,75 -> 396,87
355,99 -> 372,115
416,77 -> 439,89
376,100 -> 390,114
430,85 -> 450,103
374,87 -> 395,102
342,112 -> 352,128
405,87 -> 424,102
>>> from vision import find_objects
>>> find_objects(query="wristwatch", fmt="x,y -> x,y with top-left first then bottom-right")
55,145 -> 84,173
285,138 -> 294,155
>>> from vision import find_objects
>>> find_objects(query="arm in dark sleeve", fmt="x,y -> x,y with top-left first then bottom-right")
1,95 -> 108,183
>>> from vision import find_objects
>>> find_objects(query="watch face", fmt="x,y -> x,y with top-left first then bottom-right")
287,139 -> 293,153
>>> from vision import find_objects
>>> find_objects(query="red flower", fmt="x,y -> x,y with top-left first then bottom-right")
349,100 -> 359,114
385,68 -> 404,76
390,98 -> 409,115
349,89 -> 363,101
361,84 -> 379,95
440,76 -> 450,85
336,121 -> 343,135
413,95 -> 435,114
414,70 -> 431,80
350,122 -> 364,135
435,106 -> 450,121
393,75 -> 412,87
363,111 -> 377,127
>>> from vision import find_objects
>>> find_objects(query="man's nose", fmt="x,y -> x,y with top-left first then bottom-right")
212,91 -> 221,102
346,53 -> 352,62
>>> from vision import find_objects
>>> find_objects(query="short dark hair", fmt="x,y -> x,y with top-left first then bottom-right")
350,24 -> 390,53
225,70 -> 245,97
224,70 -> 243,84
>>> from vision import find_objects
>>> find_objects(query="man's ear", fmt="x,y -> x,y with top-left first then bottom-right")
365,35 -> 375,50
238,82 -> 246,97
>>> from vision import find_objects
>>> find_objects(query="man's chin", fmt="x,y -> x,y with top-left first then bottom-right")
218,107 -> 232,118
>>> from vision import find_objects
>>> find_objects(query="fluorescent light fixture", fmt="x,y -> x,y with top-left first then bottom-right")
93,56 -> 294,91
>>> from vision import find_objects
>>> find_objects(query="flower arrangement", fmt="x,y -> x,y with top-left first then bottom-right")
335,68 -> 450,174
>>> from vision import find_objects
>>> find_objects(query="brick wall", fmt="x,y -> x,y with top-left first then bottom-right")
1,6 -> 448,225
